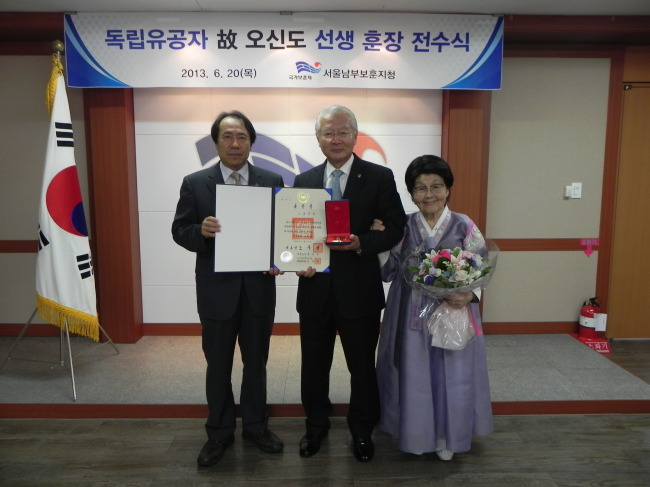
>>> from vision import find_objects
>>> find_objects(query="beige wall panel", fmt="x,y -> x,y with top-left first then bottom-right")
0,254 -> 46,324
0,56 -> 88,241
482,251 -> 598,323
487,58 -> 609,239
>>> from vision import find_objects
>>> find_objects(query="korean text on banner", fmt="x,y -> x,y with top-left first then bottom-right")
64,12 -> 503,90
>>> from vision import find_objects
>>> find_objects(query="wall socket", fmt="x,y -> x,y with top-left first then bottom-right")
565,182 -> 582,199
571,182 -> 582,198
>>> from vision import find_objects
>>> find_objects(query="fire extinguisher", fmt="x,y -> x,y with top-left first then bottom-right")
579,297 -> 600,339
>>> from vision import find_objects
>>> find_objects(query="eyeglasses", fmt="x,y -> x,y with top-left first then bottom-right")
318,130 -> 354,141
413,184 -> 446,197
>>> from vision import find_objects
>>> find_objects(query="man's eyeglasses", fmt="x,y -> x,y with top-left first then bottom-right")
413,184 -> 446,197
319,131 -> 354,141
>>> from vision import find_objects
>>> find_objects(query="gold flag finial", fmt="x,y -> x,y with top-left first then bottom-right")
52,39 -> 64,53
46,40 -> 65,115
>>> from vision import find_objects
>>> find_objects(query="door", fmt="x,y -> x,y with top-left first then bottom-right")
607,82 -> 650,337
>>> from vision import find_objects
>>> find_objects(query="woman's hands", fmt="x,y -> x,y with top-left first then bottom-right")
371,218 -> 385,231
444,292 -> 474,309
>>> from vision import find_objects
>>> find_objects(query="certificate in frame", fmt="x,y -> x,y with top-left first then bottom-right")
214,185 -> 331,273
272,187 -> 330,272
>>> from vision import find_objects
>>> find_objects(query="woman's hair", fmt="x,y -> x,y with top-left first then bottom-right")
404,154 -> 454,195
210,110 -> 257,145
314,105 -> 358,135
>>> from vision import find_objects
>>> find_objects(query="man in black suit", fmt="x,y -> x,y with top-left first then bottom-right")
172,111 -> 284,467
294,105 -> 407,462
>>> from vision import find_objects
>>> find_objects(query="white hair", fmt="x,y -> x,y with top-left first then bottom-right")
314,105 -> 358,135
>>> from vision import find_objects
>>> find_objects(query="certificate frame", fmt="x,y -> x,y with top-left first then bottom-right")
213,185 -> 331,273
272,187 -> 331,273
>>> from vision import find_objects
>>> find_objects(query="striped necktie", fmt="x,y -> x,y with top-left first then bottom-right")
231,172 -> 242,185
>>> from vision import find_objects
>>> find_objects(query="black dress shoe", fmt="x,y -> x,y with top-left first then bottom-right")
352,436 -> 374,462
197,436 -> 234,467
299,433 -> 326,458
242,429 -> 284,453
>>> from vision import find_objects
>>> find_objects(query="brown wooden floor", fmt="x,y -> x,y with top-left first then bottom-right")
1,414 -> 649,486
605,338 -> 650,384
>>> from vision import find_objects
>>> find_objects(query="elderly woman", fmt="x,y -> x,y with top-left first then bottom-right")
375,155 -> 493,461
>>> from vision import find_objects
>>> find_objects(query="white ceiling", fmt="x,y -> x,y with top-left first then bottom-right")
2,0 -> 650,16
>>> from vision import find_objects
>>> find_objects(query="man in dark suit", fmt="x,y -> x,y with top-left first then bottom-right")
172,111 -> 284,467
294,105 -> 407,462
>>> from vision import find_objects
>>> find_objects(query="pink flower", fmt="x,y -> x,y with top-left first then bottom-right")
438,250 -> 452,260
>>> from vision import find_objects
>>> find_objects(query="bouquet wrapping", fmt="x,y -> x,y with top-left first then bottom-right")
402,241 -> 498,350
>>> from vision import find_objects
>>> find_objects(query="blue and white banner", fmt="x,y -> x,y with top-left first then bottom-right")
64,12 -> 502,90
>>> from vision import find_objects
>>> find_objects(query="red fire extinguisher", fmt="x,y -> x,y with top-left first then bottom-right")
579,297 -> 600,339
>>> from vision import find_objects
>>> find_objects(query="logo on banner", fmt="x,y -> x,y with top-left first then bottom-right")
295,61 -> 322,74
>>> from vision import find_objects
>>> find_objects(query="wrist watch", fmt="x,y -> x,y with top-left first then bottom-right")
355,248 -> 362,256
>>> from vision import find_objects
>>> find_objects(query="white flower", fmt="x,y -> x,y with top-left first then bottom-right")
452,269 -> 469,282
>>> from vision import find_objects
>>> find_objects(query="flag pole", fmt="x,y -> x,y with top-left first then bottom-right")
1,307 -> 119,402
62,319 -> 78,402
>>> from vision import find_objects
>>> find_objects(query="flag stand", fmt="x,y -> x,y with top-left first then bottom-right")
1,309 -> 119,402
4,43 -> 120,402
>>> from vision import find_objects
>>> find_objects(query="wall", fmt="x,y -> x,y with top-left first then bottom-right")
0,54 -> 609,332
134,87 -> 442,325
483,57 -> 609,324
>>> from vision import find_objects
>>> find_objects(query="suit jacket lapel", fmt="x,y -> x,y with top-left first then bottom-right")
205,163 -> 224,199
344,154 -> 365,198
211,163 -> 225,182
312,162 -> 327,188
248,162 -> 262,186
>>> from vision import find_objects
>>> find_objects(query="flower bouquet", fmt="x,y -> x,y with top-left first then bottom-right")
402,241 -> 498,350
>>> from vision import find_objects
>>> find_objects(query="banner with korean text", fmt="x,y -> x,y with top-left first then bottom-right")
64,12 -> 502,90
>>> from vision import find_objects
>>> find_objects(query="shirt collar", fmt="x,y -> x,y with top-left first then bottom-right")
326,155 -> 354,178
220,162 -> 250,184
